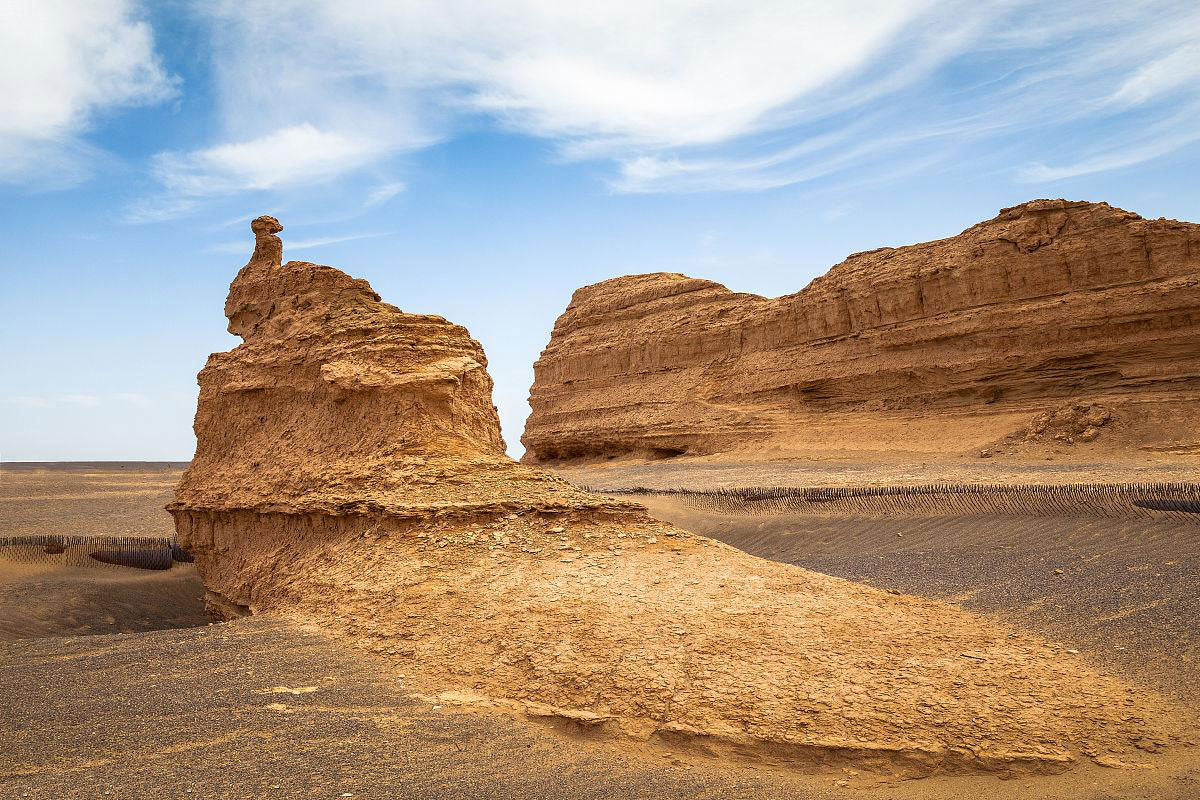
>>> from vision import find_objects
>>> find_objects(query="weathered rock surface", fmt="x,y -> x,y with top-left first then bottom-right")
522,200 -> 1200,463
173,215 -> 615,519
169,217 -> 1191,778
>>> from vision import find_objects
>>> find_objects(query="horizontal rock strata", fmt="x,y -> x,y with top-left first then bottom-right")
522,200 -> 1200,463
170,216 -> 1191,778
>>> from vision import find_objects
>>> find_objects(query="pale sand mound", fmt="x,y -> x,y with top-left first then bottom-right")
170,218 -> 1193,779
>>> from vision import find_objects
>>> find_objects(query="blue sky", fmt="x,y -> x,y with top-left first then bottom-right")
2,0 -> 1199,461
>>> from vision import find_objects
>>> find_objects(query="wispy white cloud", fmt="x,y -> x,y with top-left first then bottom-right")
142,0 -> 941,208
138,0 -> 1200,203
1018,99 -> 1200,182
363,181 -> 407,209
123,194 -> 203,225
133,125 -> 411,221
1107,44 -> 1200,108
288,232 -> 393,252
0,0 -> 175,186
206,230 -> 393,256
153,124 -> 389,196
1018,130 -> 1200,182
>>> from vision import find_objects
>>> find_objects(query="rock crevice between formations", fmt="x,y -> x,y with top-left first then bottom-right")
522,199 -> 1200,462
170,217 -> 1192,778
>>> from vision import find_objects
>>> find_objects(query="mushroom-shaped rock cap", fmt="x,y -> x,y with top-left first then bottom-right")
252,215 -> 283,236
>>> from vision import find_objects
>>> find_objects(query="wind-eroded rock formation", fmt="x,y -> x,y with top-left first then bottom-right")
170,217 -> 1189,777
523,200 -> 1200,463
171,215 -> 609,521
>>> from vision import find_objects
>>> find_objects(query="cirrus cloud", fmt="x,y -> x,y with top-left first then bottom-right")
152,124 -> 391,196
122,0 -> 1200,207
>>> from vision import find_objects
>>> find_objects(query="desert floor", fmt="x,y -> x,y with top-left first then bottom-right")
2,463 -> 1198,799
552,455 -> 1200,491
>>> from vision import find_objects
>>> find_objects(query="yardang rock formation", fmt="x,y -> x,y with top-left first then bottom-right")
170,216 -> 1190,777
522,200 -> 1200,463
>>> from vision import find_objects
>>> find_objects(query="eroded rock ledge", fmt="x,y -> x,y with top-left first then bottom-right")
170,217 -> 1191,778
522,200 -> 1200,463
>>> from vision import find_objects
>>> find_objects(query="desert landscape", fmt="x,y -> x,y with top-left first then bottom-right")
4,208 -> 1199,798
5,6 -> 1200,797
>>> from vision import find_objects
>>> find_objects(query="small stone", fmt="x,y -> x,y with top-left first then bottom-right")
1054,568 -> 1064,575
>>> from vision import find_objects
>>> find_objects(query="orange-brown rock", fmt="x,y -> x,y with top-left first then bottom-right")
172,215 -> 624,519
522,200 -> 1200,463
169,217 -> 1191,778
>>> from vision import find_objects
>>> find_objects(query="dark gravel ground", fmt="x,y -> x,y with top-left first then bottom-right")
638,499 -> 1200,706
4,617 -> 1197,800
0,617 -> 819,800
4,465 -> 1199,799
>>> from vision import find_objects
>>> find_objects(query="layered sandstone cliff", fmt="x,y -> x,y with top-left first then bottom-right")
523,200 -> 1200,463
169,217 -> 1190,777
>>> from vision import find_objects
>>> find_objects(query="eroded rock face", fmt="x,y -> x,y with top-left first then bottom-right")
169,217 -> 1191,778
174,216 -> 604,517
522,200 -> 1200,462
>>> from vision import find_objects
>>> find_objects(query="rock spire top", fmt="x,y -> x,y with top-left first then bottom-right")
250,215 -> 283,267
